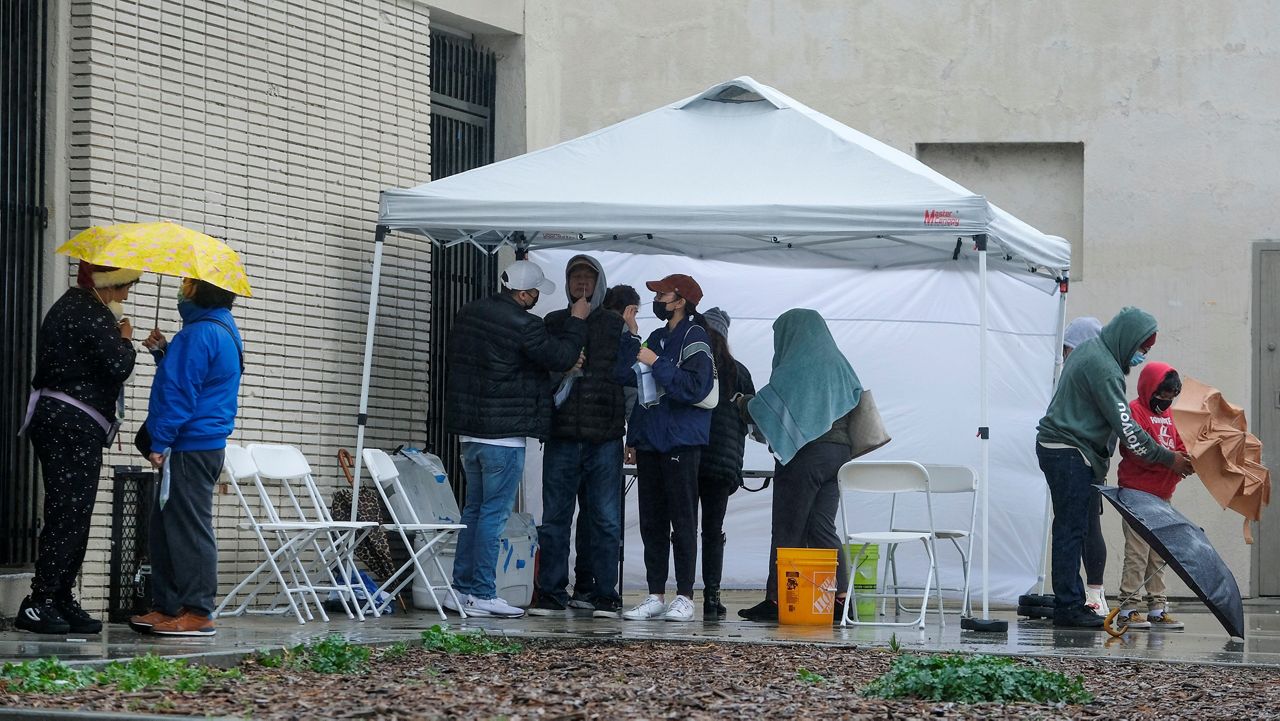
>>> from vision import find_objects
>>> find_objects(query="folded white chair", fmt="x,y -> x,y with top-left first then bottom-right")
215,444 -> 328,624
247,443 -> 379,622
362,448 -> 467,619
837,460 -> 945,629
884,464 -> 977,617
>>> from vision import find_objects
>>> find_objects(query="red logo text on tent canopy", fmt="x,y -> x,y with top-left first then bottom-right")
923,210 -> 961,227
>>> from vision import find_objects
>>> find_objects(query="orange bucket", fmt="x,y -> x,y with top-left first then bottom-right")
776,547 -> 838,625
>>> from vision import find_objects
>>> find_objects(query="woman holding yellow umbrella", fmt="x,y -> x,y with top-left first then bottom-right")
52,221 -> 251,637
15,261 -> 142,635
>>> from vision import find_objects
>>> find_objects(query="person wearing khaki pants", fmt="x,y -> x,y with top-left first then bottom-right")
1114,360 -> 1189,631
1117,520 -> 1168,628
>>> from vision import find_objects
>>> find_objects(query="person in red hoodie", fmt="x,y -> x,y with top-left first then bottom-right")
1115,361 -> 1187,630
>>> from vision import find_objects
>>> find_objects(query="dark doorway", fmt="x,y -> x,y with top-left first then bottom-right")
426,31 -> 500,497
0,0 -> 48,565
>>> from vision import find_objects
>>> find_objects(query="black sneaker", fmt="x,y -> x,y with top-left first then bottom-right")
567,590 -> 595,610
591,597 -> 623,619
1053,604 -> 1105,629
738,599 -> 779,622
55,595 -> 103,634
703,596 -> 727,620
526,595 -> 568,616
13,596 -> 71,635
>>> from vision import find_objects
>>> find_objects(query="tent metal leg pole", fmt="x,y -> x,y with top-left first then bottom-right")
963,234 -> 1006,633
1038,276 -> 1070,595
350,224 -> 389,522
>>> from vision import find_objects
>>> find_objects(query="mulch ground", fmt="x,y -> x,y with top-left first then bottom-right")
4,639 -> 1279,720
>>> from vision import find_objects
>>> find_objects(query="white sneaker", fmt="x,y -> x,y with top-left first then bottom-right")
1084,586 -> 1110,617
465,595 -> 525,618
442,592 -> 464,614
662,595 -> 695,622
622,594 -> 667,621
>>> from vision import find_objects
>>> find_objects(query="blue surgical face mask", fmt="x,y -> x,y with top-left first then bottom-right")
1129,351 -> 1146,367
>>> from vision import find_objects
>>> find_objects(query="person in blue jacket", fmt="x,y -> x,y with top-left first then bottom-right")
130,277 -> 243,637
621,273 -> 715,623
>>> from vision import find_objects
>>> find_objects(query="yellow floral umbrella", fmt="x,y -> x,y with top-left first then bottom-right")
56,221 -> 253,297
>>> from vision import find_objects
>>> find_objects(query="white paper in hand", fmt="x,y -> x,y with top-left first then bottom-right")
158,448 -> 172,510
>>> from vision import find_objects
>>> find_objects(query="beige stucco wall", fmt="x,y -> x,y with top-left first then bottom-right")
508,0 -> 1280,596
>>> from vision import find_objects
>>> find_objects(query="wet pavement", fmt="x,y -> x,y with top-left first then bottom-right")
2,592 -> 1278,668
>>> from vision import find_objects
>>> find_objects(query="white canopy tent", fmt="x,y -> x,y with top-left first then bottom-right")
357,77 -> 1072,621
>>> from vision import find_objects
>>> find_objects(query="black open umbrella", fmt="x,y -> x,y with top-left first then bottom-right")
1097,486 -> 1245,638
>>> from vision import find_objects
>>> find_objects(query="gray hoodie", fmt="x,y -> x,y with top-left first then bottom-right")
563,254 -> 607,311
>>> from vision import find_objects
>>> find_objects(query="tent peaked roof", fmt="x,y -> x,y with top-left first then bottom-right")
379,76 -> 1070,277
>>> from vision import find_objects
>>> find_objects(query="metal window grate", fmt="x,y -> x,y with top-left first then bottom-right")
427,32 -> 499,500
0,0 -> 48,565
108,467 -> 155,623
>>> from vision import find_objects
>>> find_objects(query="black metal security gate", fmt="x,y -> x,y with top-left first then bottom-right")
0,0 -> 48,565
426,32 -> 499,495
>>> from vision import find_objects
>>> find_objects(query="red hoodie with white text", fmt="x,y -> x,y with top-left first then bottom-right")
1117,361 -> 1187,500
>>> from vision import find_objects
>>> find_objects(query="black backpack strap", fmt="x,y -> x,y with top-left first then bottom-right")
187,316 -> 245,372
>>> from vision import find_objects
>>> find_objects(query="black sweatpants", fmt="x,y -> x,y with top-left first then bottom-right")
765,442 -> 851,602
636,447 -> 701,598
27,398 -> 107,601
697,473 -> 732,598
149,449 -> 224,617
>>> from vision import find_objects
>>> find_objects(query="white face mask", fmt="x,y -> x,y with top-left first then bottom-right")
107,301 -> 125,321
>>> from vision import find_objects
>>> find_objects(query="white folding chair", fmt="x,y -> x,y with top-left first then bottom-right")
884,464 -> 977,617
837,460 -> 944,629
215,444 -> 328,624
362,448 -> 467,619
247,444 -> 379,622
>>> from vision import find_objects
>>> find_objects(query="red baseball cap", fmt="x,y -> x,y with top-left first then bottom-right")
645,274 -> 703,306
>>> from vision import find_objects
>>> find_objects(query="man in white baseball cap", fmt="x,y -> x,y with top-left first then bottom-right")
500,259 -> 559,299
442,259 -> 589,618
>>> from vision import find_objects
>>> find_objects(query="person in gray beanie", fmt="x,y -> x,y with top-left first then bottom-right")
694,306 -> 755,618
1063,316 -> 1102,360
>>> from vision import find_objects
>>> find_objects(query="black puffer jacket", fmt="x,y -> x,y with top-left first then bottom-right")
444,292 -> 586,441
546,306 -> 638,443
698,360 -> 755,491
31,288 -> 136,421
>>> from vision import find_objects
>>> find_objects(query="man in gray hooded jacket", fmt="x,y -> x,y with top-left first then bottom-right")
1036,306 -> 1193,628
530,256 -> 640,618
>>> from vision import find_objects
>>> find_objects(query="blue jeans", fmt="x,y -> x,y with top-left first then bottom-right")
1037,444 -> 1096,612
538,439 -> 623,604
453,442 -> 525,600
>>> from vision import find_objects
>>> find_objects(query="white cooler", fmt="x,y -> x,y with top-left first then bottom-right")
391,449 -> 537,609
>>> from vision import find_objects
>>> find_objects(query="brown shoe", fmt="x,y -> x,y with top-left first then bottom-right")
129,610 -> 176,633
151,611 -> 215,636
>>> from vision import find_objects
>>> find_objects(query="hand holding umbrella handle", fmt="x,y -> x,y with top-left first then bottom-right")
1171,452 -> 1195,478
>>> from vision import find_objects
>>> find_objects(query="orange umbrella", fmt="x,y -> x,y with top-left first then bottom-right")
1170,376 -> 1271,543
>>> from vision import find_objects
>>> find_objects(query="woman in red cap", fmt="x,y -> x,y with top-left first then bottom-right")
622,273 -> 716,623
15,261 -> 141,635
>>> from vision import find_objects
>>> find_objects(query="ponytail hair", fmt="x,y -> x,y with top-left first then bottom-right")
706,326 -> 738,396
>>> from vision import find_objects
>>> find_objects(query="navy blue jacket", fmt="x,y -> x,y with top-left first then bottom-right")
626,317 -> 714,453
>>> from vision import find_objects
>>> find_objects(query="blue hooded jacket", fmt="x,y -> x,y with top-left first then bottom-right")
146,302 -> 243,453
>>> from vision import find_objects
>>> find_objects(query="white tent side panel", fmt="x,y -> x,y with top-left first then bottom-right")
521,249 -> 1057,603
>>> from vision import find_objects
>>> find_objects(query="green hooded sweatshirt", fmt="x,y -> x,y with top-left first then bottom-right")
1036,306 -> 1175,480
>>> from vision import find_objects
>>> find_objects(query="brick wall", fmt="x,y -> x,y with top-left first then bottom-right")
63,0 -> 432,613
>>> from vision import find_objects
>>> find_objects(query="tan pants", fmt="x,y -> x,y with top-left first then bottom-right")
1119,517 -> 1167,612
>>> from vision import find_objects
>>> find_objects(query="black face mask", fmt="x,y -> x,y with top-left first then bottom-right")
1149,396 -> 1173,414
523,291 -> 539,310
652,299 -> 673,321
